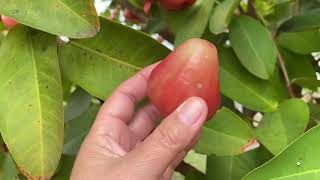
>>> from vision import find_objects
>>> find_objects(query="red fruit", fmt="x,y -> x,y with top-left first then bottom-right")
159,0 -> 196,10
1,16 -> 18,29
144,0 -> 154,14
124,9 -> 142,23
148,38 -> 220,119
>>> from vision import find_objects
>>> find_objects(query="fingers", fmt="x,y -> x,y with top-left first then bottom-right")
161,151 -> 187,180
96,63 -> 158,124
126,97 -> 208,178
89,116 -> 141,152
129,104 -> 161,140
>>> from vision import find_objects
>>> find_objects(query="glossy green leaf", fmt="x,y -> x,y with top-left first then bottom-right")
0,153 -> 17,180
206,147 -> 273,180
185,167 -> 204,180
255,99 -> 309,155
52,155 -> 75,180
0,0 -> 99,38
195,107 -> 255,156
219,47 -> 279,112
0,138 -> 18,180
58,17 -> 170,100
230,15 -> 277,79
63,103 -> 100,155
64,88 -> 92,122
209,0 -> 240,34
0,26 -> 63,178
184,150 -> 207,174
280,9 -> 320,32
300,0 -> 320,14
166,0 -> 215,46
277,29 -> 320,54
243,125 -> 320,180
281,49 -> 320,90
309,103 -> 320,124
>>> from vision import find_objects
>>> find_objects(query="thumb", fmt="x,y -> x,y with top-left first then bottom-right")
126,97 -> 208,178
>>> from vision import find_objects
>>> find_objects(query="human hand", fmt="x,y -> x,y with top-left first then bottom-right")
71,64 -> 208,180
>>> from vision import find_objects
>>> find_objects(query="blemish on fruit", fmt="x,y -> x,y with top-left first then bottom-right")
196,82 -> 203,89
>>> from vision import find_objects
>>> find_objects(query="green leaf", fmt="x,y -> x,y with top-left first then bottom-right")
300,0 -> 320,14
184,150 -> 207,174
0,0 -> 99,38
61,75 -> 73,101
255,99 -> 309,155
52,155 -> 75,180
63,103 -> 100,155
280,9 -> 320,32
195,107 -> 255,156
0,153 -> 17,180
209,0 -> 241,34
206,147 -> 273,180
0,138 -> 18,180
58,17 -> 170,100
229,15 -> 277,79
243,125 -> 320,180
309,103 -> 320,124
281,49 -> 320,90
166,0 -> 215,46
277,29 -> 320,54
219,47 -> 279,112
185,167 -> 204,180
64,88 -> 92,122
0,26 -> 64,178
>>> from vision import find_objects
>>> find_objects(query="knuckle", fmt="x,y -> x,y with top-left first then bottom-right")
157,125 -> 183,150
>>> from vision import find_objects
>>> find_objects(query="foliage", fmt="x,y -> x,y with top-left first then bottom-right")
0,0 -> 319,179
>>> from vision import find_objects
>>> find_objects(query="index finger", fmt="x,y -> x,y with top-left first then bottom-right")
95,63 -> 159,124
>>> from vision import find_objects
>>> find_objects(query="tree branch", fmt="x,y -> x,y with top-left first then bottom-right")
248,0 -> 295,98
274,42 -> 296,98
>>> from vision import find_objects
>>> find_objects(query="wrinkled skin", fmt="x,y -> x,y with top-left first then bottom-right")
1,16 -> 18,29
148,38 -> 220,119
159,0 -> 196,10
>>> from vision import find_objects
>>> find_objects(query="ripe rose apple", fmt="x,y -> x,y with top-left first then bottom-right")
148,38 -> 220,119
1,16 -> 18,29
159,0 -> 196,10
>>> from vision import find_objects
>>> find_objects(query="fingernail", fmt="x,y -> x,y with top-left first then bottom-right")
177,97 -> 204,125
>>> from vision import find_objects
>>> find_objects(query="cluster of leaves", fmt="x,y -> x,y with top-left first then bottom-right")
0,0 -> 319,179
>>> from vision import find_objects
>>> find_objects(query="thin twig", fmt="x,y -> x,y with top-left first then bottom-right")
274,40 -> 296,98
249,0 -> 295,98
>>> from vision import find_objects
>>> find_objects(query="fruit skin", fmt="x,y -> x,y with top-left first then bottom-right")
148,38 -> 220,119
159,0 -> 196,10
1,16 -> 18,29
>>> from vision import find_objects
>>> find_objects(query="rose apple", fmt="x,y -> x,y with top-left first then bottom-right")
159,0 -> 196,10
1,16 -> 18,29
147,38 -> 220,119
